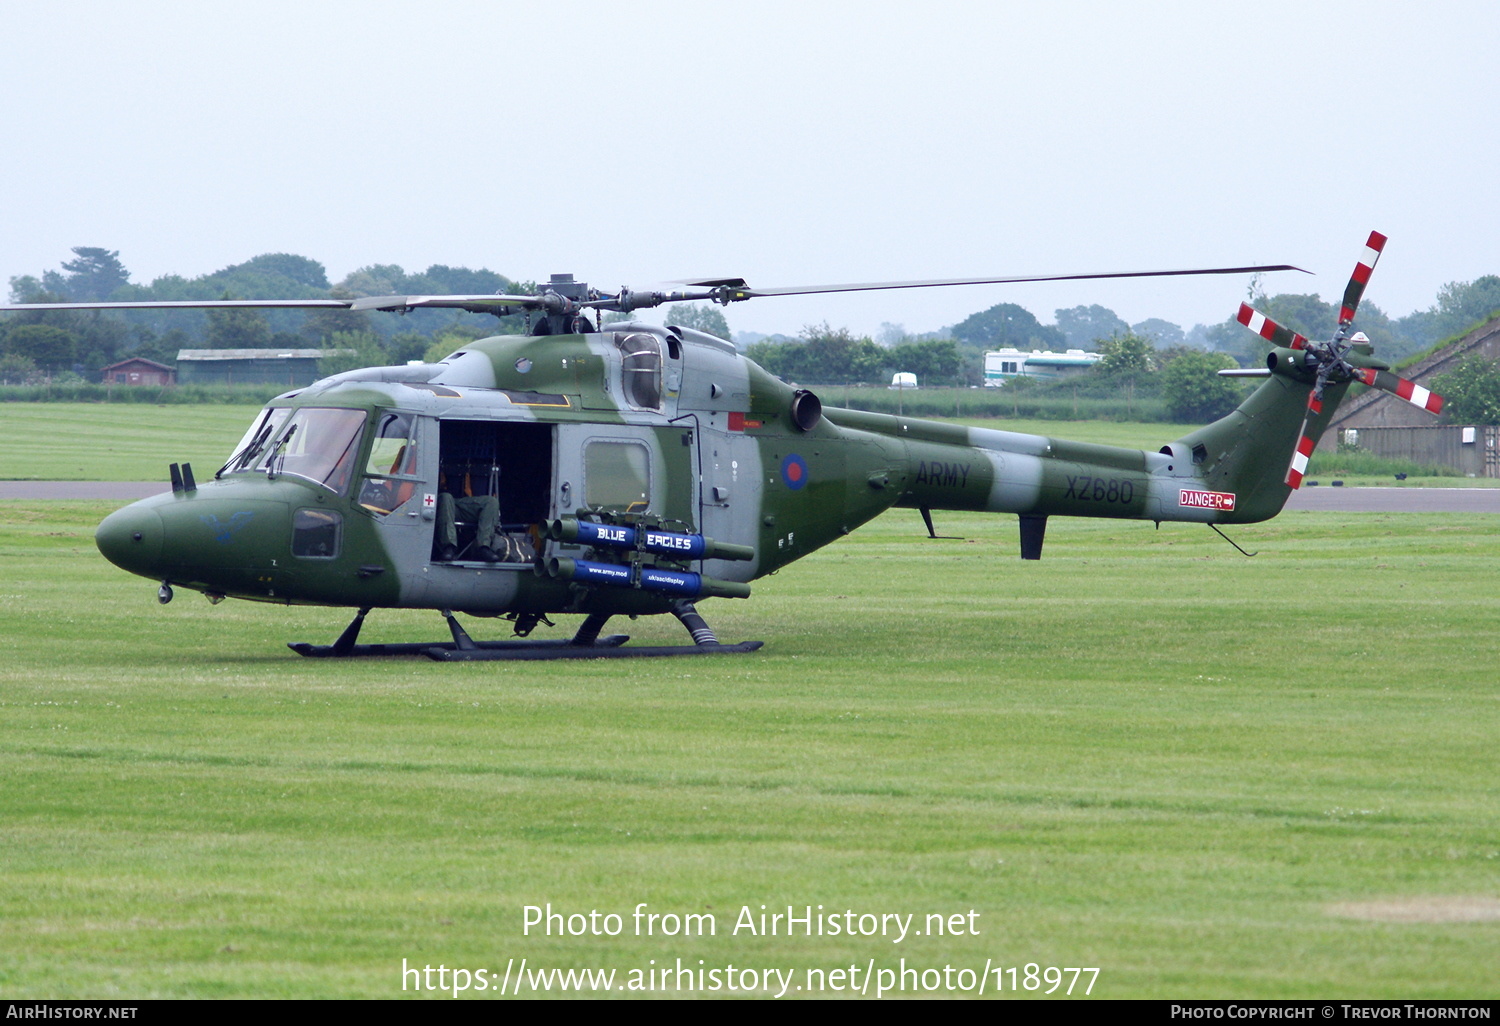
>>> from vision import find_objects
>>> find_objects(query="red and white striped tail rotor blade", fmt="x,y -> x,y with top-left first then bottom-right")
1339,230 -> 1387,326
1286,432 -> 1317,489
1284,395 -> 1320,489
1236,303 -> 1309,349
1356,368 -> 1444,414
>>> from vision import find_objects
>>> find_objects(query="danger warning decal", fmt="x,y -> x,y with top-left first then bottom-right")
1179,488 -> 1236,511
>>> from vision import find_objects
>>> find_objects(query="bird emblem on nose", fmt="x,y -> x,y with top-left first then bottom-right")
199,511 -> 256,544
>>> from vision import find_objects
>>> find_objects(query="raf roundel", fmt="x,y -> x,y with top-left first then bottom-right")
781,454 -> 809,491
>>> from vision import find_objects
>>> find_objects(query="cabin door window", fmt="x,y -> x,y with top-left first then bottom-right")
583,439 -> 652,512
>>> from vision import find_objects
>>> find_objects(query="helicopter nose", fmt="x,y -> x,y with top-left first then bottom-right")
96,502 -> 164,579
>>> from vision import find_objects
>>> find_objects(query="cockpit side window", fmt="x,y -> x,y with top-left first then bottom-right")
358,411 -> 420,515
616,333 -> 663,410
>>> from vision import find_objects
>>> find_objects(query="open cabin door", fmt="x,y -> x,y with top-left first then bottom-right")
431,419 -> 553,563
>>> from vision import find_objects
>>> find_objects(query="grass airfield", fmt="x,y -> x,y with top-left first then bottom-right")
1,500 -> 1496,999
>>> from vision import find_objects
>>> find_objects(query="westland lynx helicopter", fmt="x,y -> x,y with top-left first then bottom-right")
5,233 -> 1443,659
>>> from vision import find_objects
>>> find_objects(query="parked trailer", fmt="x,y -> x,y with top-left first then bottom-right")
984,348 -> 1101,386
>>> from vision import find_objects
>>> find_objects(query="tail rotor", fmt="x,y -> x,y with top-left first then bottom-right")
1234,232 -> 1444,488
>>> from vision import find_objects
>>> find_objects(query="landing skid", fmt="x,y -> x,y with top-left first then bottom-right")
288,604 -> 764,661
288,635 -> 634,659
427,640 -> 764,661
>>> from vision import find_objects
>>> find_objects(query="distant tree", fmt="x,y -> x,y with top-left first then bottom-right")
1160,350 -> 1241,422
0,353 -> 40,384
40,247 -> 131,301
300,287 -> 373,342
802,323 -> 886,383
330,264 -> 529,340
1132,318 -> 1185,348
238,253 -> 329,289
8,275 -> 50,303
747,323 -> 888,383
1429,276 -> 1500,341
2,324 -> 78,371
1153,345 -> 1202,368
205,302 -> 271,349
3,252 -> 542,356
386,332 -> 432,365
951,302 -> 1065,350
1236,291 -> 1415,363
422,329 -> 492,364
1090,331 -> 1156,416
129,328 -> 191,367
1257,293 -> 1338,339
338,264 -> 410,297
317,331 -> 388,377
1055,304 -> 1128,348
1431,356 -> 1500,424
665,302 -> 731,341
419,265 -> 515,295
1393,308 -> 1440,351
0,287 -> 130,372
887,338 -> 962,386
1200,317 -> 1261,367
1338,301 -> 1414,362
1095,332 -> 1155,376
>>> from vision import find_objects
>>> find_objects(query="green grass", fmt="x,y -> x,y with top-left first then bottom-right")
1,502 -> 1496,998
0,403 -> 262,480
0,383 -> 289,406
1305,449 -> 1463,486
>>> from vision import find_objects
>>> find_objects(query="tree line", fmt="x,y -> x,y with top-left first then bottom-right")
0,248 -> 534,383
5,247 -> 1500,412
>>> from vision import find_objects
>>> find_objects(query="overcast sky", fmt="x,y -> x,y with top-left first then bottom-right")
4,0 -> 1498,340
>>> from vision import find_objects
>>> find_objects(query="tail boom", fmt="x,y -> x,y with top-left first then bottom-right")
825,379 -> 1335,529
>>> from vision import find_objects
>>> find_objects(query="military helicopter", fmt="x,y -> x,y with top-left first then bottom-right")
3,233 -> 1444,659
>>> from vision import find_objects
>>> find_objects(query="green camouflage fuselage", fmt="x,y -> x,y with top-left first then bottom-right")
95,328 -> 1343,619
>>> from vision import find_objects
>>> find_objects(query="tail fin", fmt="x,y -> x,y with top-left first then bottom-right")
1179,234 -> 1444,521
1164,372 -> 1351,523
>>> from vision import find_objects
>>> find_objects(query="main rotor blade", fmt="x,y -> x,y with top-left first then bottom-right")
1236,303 -> 1309,350
347,294 -> 537,313
686,264 -> 1308,301
1355,368 -> 1444,414
0,299 -> 350,312
0,295 -> 547,317
1339,230 -> 1387,326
